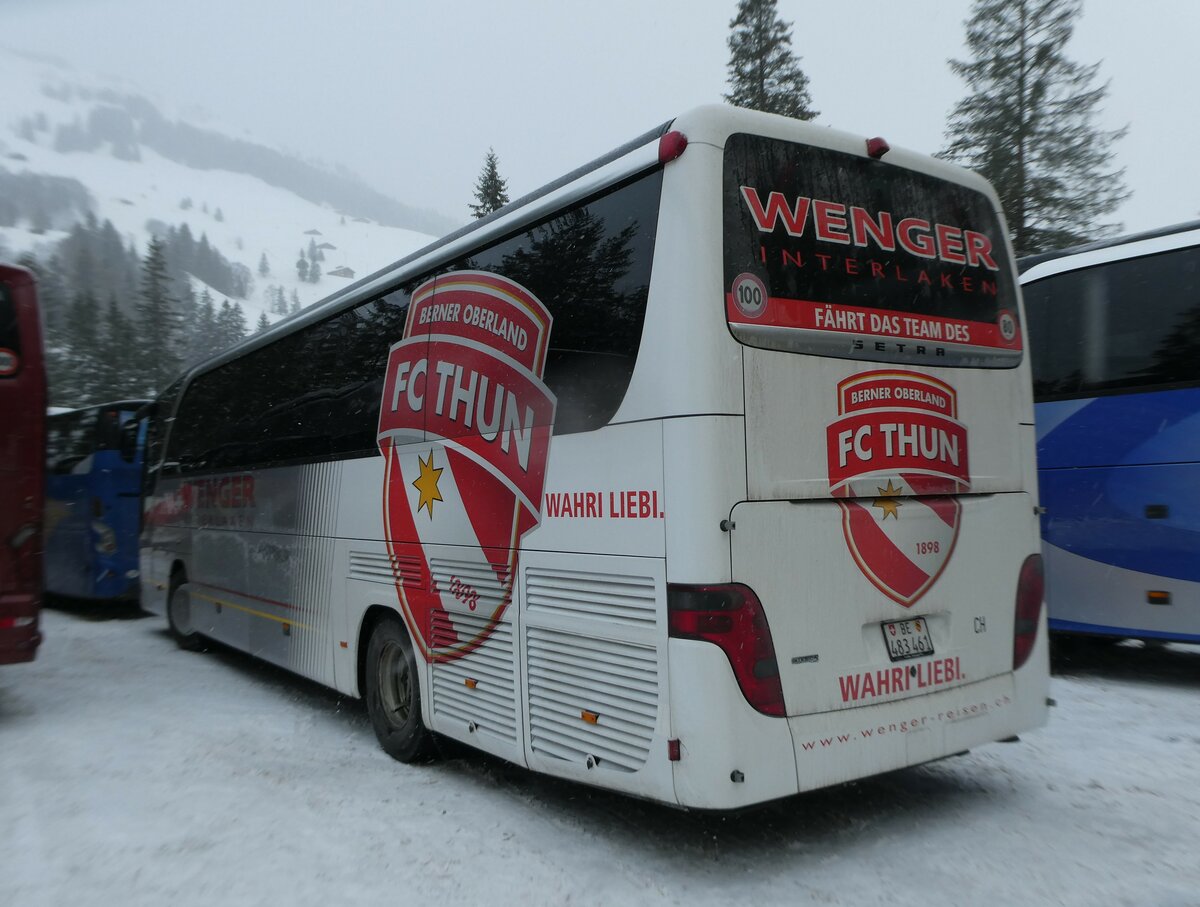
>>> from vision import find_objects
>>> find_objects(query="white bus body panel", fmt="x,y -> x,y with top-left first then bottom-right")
1043,542 -> 1200,638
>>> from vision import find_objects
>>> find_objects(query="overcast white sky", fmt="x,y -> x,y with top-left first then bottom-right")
5,0 -> 1197,235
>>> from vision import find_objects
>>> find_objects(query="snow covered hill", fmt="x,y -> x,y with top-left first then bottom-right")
0,49 -> 443,331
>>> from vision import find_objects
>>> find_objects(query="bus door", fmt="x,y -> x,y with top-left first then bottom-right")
721,134 -> 1041,741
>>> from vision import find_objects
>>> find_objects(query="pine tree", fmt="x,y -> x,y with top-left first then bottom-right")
940,0 -> 1128,256
470,148 -> 510,219
256,311 -> 271,334
135,236 -> 181,394
724,0 -> 818,120
63,289 -> 103,405
216,300 -> 235,348
258,252 -> 270,277
231,302 -> 247,338
100,295 -> 134,399
192,289 -> 218,363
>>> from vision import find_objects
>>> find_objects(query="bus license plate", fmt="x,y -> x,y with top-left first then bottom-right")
881,617 -> 934,662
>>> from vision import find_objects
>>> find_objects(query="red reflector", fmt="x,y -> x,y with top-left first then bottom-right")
658,130 -> 688,164
1013,554 -> 1044,670
866,136 -> 890,159
667,739 -> 681,762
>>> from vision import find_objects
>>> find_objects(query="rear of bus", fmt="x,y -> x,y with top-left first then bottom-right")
45,401 -> 150,600
647,107 -> 1048,808
0,264 -> 45,664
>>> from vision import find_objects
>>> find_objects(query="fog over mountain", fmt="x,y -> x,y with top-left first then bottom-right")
0,48 -> 445,314
0,48 -> 444,405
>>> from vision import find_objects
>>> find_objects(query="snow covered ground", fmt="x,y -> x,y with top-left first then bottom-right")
3,605 -> 1199,907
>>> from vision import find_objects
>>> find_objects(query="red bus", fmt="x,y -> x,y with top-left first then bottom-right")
0,264 -> 45,664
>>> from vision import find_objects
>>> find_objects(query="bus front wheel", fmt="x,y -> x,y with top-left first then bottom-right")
167,573 -> 204,652
364,616 -> 436,763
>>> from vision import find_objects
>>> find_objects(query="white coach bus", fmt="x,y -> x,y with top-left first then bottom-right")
141,105 -> 1049,810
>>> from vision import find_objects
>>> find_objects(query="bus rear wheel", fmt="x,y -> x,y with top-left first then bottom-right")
167,572 -> 204,652
364,616 -> 436,763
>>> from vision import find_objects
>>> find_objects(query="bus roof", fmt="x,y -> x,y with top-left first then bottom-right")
174,105 -> 1007,391
1018,218 -> 1200,274
48,399 -> 153,418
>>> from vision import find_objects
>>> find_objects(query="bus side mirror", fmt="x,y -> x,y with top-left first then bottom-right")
119,419 -> 140,463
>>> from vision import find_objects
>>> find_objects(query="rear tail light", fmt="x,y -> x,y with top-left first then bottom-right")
1013,554 -> 1044,670
667,583 -> 785,717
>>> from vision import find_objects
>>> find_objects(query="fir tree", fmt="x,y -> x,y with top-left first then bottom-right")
940,0 -> 1128,255
100,294 -> 134,399
192,289 -> 218,363
216,299 -> 247,348
724,0 -> 817,120
255,311 -> 272,334
135,236 -> 181,394
296,250 -> 309,282
62,289 -> 104,405
258,252 -> 270,277
470,148 -> 510,219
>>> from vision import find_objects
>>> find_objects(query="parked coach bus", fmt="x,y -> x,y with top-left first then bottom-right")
44,400 -> 150,601
0,264 -> 45,664
140,105 -> 1049,809
1022,221 -> 1200,644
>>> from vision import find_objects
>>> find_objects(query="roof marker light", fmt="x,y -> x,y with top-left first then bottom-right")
866,136 -> 891,159
658,131 -> 688,164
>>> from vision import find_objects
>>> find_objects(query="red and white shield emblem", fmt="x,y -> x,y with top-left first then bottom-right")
377,272 -> 556,661
825,371 -> 969,607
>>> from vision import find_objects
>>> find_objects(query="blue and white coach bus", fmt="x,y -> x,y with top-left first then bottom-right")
140,105 -> 1049,809
1022,220 -> 1200,644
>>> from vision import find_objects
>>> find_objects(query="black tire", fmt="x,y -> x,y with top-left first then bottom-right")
364,616 -> 436,763
166,571 -> 205,652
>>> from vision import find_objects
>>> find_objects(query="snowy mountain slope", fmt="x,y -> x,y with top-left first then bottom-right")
0,49 -> 439,329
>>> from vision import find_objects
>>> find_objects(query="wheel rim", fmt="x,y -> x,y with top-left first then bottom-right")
377,640 -> 413,726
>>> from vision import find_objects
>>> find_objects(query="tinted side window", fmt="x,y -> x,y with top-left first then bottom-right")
1026,245 -> 1200,399
447,170 -> 663,434
167,169 -> 664,474
169,287 -> 412,474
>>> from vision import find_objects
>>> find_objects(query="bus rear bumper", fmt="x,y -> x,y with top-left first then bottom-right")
787,670 -> 1049,793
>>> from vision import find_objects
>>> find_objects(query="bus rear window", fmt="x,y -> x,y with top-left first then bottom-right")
723,134 -> 1021,367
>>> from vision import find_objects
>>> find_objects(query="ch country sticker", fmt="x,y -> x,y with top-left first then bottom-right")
0,348 -> 18,376
826,370 -> 968,606
377,272 -> 556,663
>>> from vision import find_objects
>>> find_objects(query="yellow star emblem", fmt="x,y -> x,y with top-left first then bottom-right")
412,450 -> 444,519
872,479 -> 904,520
